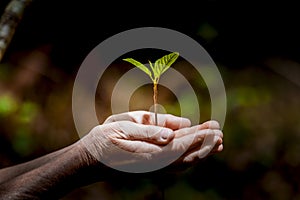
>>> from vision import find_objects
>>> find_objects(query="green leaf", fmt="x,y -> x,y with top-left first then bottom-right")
123,58 -> 152,78
154,52 -> 179,76
149,60 -> 158,80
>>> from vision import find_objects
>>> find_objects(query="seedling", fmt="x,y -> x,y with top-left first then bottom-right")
123,51 -> 179,125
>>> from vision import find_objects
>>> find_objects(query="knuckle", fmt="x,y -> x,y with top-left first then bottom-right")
105,115 -> 116,123
209,120 -> 220,129
213,130 -> 223,137
142,113 -> 151,125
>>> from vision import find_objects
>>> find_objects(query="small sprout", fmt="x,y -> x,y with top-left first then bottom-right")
123,52 -> 179,125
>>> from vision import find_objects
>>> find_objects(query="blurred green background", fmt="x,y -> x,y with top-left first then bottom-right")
0,1 -> 299,199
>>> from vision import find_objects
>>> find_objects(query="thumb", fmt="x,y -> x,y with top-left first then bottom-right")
118,121 -> 175,145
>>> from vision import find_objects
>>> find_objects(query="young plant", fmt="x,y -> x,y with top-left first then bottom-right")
123,51 -> 179,125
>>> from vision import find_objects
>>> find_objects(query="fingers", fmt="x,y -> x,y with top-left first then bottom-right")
174,120 -> 221,138
110,139 -> 162,155
114,121 -> 175,145
182,132 -> 223,163
103,111 -> 155,124
88,115 -> 224,173
182,129 -> 223,151
162,114 -> 191,130
183,134 -> 221,162
163,125 -> 223,163
199,120 -> 220,130
182,142 -> 223,163
104,111 -> 191,130
169,128 -> 221,152
103,112 -> 134,124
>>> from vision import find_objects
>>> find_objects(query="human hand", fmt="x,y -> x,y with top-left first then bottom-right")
103,110 -> 191,129
80,111 -> 191,172
166,120 -> 223,166
104,111 -> 223,163
80,111 -> 223,173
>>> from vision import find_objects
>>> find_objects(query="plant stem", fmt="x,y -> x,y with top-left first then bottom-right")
153,82 -> 158,125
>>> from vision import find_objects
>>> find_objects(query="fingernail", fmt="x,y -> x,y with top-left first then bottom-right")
160,129 -> 173,140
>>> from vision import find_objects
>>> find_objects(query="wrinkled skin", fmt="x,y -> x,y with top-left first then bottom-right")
82,111 -> 223,172
0,111 -> 223,199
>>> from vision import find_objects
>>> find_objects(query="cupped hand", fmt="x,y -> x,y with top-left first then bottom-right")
103,110 -> 191,130
104,111 -> 223,162
167,120 -> 223,164
80,111 -> 223,172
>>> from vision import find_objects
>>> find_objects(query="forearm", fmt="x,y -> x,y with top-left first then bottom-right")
0,141 -> 111,199
0,144 -> 74,184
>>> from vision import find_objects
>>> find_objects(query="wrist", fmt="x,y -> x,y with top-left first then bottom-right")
74,139 -> 99,167
73,138 -> 117,180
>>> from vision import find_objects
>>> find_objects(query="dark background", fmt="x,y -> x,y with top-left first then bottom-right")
3,1 -> 300,69
0,1 -> 299,199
